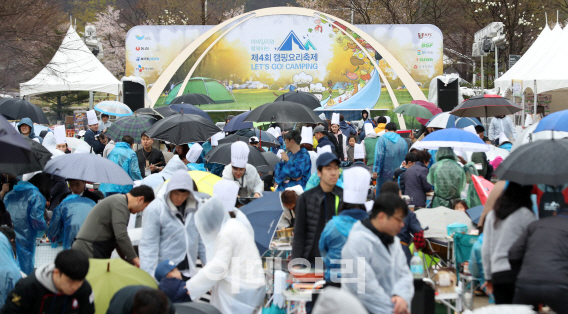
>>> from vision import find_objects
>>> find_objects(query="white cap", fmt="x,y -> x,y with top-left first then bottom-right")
343,167 -> 371,204
316,145 -> 332,156
86,110 -> 98,125
213,179 -> 239,213
384,116 -> 391,124
354,143 -> 365,160
364,123 -> 375,136
365,200 -> 374,213
231,141 -> 249,168
524,114 -> 534,127
331,113 -> 340,125
300,126 -> 313,145
499,132 -> 509,144
78,130 -> 86,137
211,132 -> 225,146
285,185 -> 304,196
274,127 -> 282,137
463,125 -> 477,136
266,127 -> 278,138
319,113 -> 326,120
54,125 -> 66,144
186,143 -> 203,163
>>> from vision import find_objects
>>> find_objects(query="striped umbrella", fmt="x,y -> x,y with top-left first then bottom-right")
106,115 -> 157,143
455,117 -> 482,128
425,112 -> 458,129
94,101 -> 133,117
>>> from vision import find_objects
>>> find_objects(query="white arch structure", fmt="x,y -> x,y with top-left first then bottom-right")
148,7 -> 428,128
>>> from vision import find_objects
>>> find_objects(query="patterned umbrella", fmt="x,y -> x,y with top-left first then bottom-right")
451,94 -> 522,117
105,115 -> 157,143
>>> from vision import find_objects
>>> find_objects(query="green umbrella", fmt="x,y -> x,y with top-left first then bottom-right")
393,103 -> 435,119
86,258 -> 157,314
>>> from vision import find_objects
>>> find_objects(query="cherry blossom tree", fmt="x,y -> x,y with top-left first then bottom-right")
92,6 -> 127,78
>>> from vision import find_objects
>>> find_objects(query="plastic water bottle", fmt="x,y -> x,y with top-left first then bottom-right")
410,252 -> 424,279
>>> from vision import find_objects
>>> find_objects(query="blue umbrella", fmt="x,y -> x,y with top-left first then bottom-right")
168,103 -> 212,121
239,191 -> 283,255
533,109 -> 568,137
223,111 -> 253,132
455,117 -> 482,129
413,128 -> 489,152
466,205 -> 484,225
426,112 -> 458,129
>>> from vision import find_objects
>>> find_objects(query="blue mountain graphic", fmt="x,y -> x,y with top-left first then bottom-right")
304,39 -> 316,51
277,31 -> 306,51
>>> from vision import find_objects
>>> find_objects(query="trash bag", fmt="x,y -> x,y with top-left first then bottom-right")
4,181 -> 47,275
427,148 -> 466,208
47,194 -> 96,249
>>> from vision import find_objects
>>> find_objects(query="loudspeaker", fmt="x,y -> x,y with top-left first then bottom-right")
123,81 -> 145,111
437,79 -> 459,112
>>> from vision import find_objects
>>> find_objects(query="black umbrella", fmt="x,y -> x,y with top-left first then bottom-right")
274,91 -> 322,110
451,94 -> 522,117
218,131 -> 279,147
495,139 -> 568,186
256,151 -> 281,174
170,93 -> 215,105
174,302 -> 221,314
244,101 -> 322,123
204,143 -> 269,167
145,113 -> 220,145
0,98 -> 49,124
0,138 -> 52,176
0,115 -> 31,164
168,103 -> 212,121
154,106 -> 179,118
135,108 -> 164,120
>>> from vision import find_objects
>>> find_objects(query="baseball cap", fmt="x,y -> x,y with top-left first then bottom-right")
313,125 -> 326,134
154,260 -> 177,282
316,152 -> 339,168
249,136 -> 259,144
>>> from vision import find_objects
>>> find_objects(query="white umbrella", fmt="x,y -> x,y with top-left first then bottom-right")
415,207 -> 475,239
510,122 -> 567,153
94,101 -> 133,117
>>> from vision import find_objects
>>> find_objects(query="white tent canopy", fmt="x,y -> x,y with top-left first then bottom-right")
20,26 -> 121,97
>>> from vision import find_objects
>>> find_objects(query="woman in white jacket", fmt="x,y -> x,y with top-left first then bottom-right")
221,141 -> 264,198
187,197 -> 266,314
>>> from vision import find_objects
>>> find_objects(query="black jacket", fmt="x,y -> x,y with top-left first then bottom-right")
136,148 -> 166,178
509,214 -> 568,285
404,162 -> 432,207
49,175 -> 70,211
1,270 -> 94,314
158,278 -> 191,303
316,136 -> 336,156
328,133 -> 343,160
84,129 -> 105,155
292,184 -> 343,261
393,167 -> 407,194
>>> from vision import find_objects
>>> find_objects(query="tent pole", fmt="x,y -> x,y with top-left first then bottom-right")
521,92 -> 525,126
480,55 -> 484,93
533,80 -> 538,119
89,91 -> 94,110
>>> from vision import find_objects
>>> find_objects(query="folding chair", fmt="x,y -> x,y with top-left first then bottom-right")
453,233 -> 481,311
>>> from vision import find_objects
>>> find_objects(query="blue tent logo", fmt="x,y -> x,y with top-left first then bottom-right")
277,31 -> 316,51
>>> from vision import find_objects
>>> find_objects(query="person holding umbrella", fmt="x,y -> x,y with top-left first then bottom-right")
222,141 -> 263,198
489,115 -> 516,145
47,193 -> 96,250
16,117 -> 42,143
98,113 -> 112,132
4,173 -> 48,275
274,130 -> 311,192
84,110 -> 107,155
372,122 -> 408,194
136,132 -> 165,178
427,147 -> 466,208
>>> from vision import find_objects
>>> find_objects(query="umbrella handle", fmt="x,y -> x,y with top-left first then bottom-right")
107,262 -> 110,272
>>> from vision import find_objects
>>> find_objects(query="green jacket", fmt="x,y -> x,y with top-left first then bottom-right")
364,136 -> 379,166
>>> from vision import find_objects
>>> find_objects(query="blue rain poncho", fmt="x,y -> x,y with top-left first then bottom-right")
187,163 -> 206,171
304,170 -> 344,191
0,233 -> 21,308
341,221 -> 414,313
4,181 -> 47,275
47,195 -> 96,249
427,148 -> 466,208
99,142 -> 143,195
373,132 -> 408,190
319,209 -> 368,281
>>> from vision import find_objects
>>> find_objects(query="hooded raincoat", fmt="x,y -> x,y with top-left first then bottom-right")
373,132 -> 408,191
99,142 -> 143,195
427,148 -> 466,208
319,209 -> 368,281
488,116 -> 516,141
187,197 -> 266,314
463,162 -> 482,208
17,118 -> 42,143
341,221 -> 414,314
4,181 -> 47,275
139,171 -> 208,278
47,195 -> 96,249
358,109 -> 375,142
221,164 -> 264,197
274,148 -> 311,191
0,233 -> 21,308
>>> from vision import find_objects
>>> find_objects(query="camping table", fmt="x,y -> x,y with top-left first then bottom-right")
424,236 -> 454,277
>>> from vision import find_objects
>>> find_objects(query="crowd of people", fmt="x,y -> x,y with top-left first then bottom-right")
0,108 -> 565,314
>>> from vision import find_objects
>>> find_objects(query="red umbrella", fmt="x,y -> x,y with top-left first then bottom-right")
471,175 -> 494,205
413,100 -> 442,126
